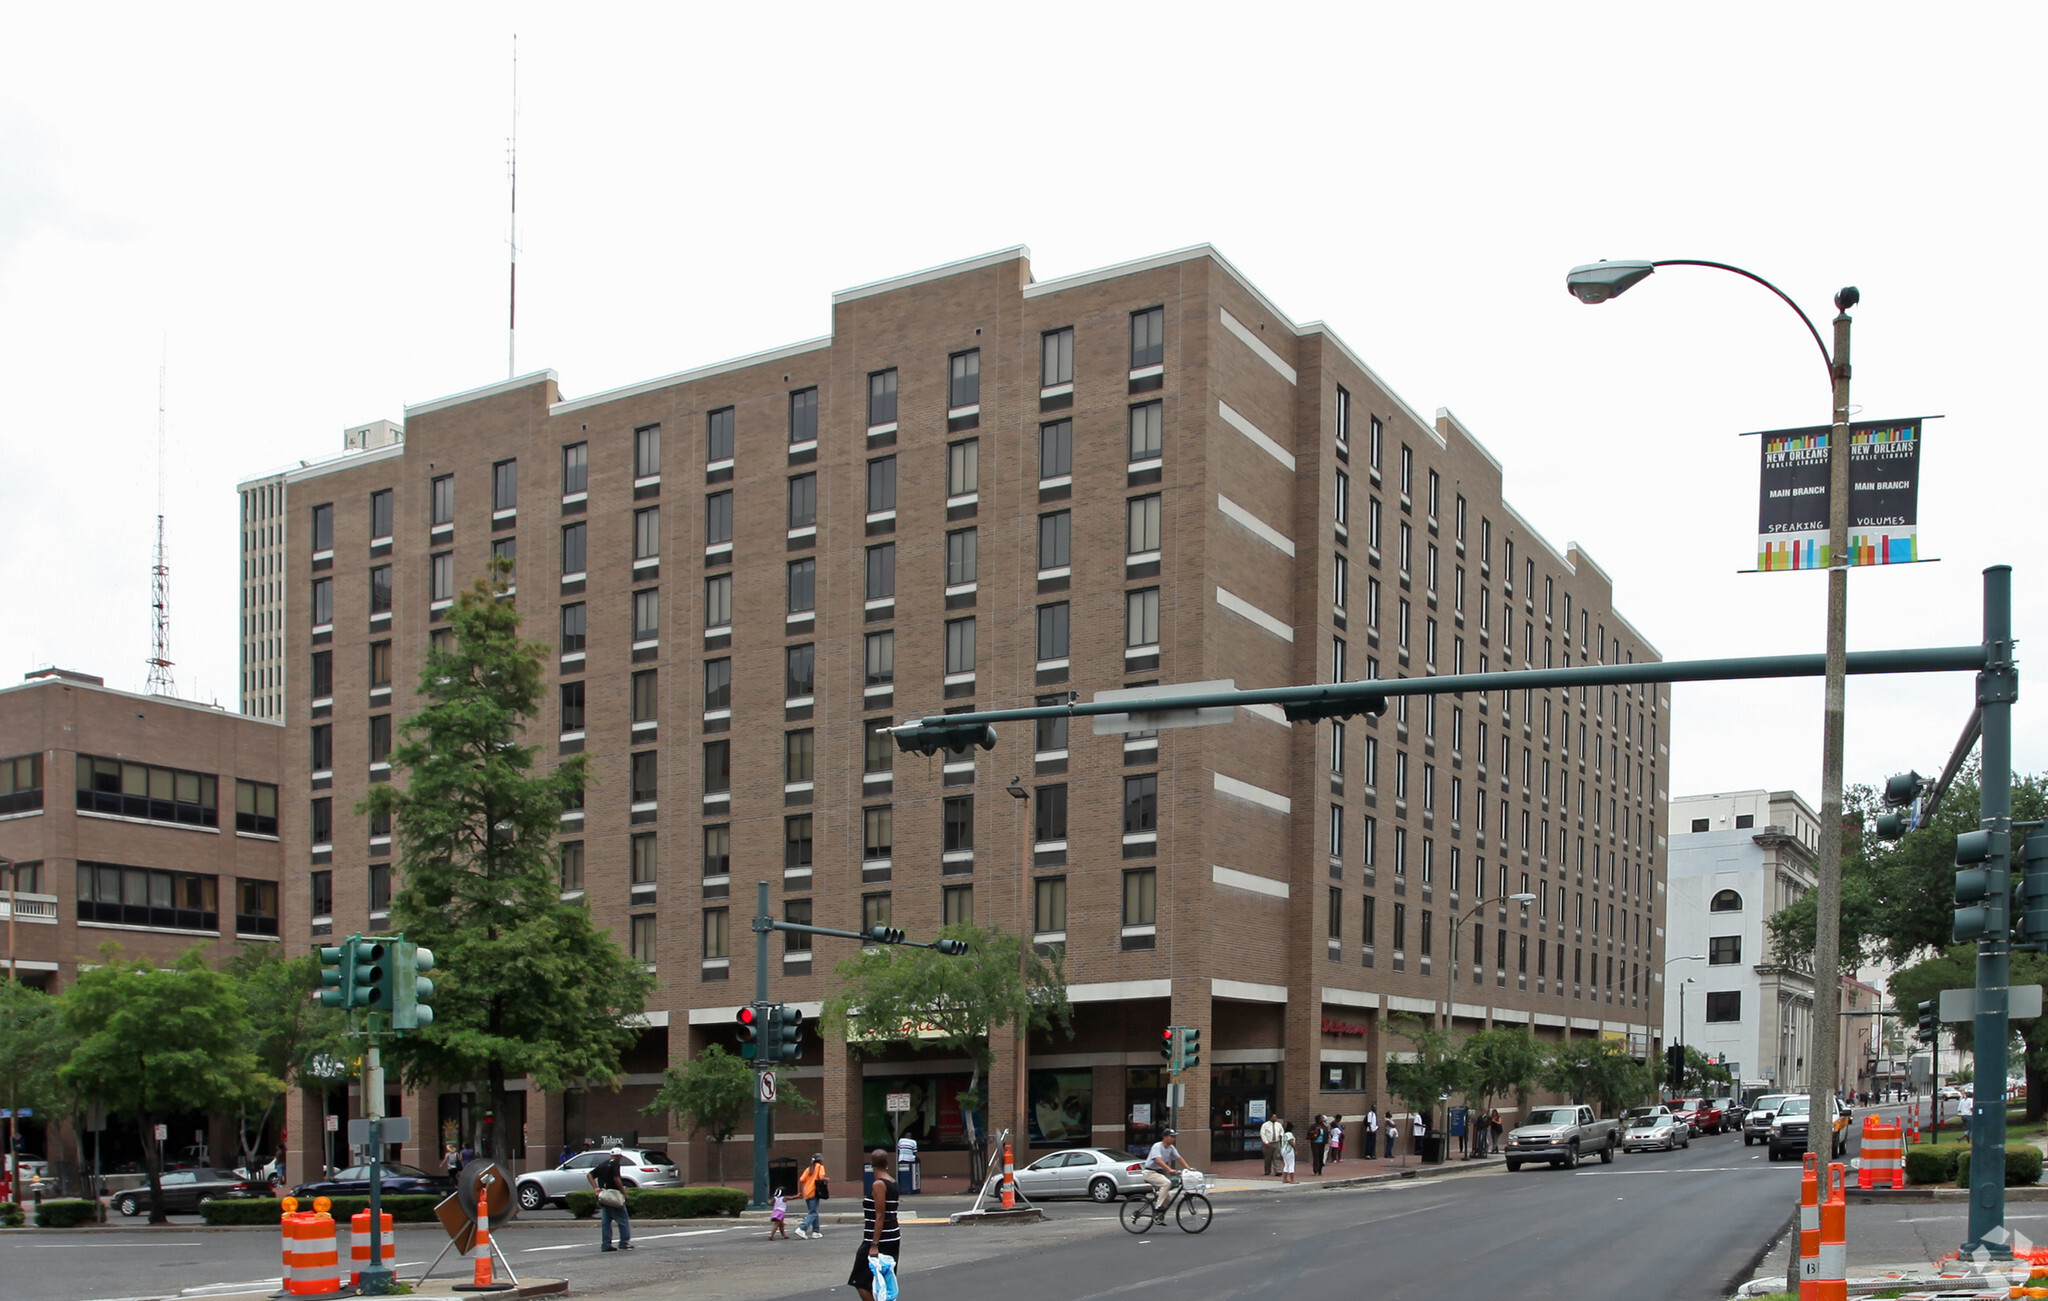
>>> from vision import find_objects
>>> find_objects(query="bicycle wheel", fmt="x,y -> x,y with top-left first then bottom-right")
1120,1198 -> 1158,1234
1175,1193 -> 1213,1233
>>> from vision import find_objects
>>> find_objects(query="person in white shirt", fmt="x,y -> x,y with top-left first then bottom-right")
1259,1114 -> 1283,1176
1143,1129 -> 1188,1209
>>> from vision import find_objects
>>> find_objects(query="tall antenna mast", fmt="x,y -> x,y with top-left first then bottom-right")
507,33 -> 518,379
146,350 -> 175,696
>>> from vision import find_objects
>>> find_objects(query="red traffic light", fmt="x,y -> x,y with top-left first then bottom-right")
736,1005 -> 759,1043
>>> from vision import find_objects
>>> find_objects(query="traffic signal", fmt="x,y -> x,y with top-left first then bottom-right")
1160,1026 -> 1176,1063
1917,1000 -> 1938,1045
770,1005 -> 805,1063
934,938 -> 970,956
1953,828 -> 2008,944
1281,691 -> 1389,724
893,722 -> 998,757
2019,833 -> 2048,945
867,925 -> 906,945
735,1004 -> 761,1060
1665,1044 -> 1684,1090
1177,1026 -> 1200,1071
393,942 -> 435,1031
1875,771 -> 1926,840
357,940 -> 395,1011
318,943 -> 349,1008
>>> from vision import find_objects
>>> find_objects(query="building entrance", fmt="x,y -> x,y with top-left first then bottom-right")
1209,1064 -> 1277,1161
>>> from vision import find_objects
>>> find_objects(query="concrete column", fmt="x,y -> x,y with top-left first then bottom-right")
821,1035 -> 863,1192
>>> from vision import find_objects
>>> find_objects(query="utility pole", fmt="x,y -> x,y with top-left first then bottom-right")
1965,566 -> 2017,1257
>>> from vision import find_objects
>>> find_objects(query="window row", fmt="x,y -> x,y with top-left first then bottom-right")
74,862 -> 278,936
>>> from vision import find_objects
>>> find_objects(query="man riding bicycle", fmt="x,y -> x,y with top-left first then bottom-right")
1143,1127 -> 1189,1210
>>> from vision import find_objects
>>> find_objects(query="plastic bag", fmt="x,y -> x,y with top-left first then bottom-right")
873,1252 -> 899,1301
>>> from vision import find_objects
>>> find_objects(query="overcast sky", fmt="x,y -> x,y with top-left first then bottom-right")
3,4 -> 2040,807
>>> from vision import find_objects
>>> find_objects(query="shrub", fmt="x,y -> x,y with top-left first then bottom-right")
35,1199 -> 102,1228
0,1201 -> 22,1228
200,1195 -> 444,1226
1905,1143 -> 1968,1185
1954,1145 -> 2044,1188
562,1187 -> 746,1220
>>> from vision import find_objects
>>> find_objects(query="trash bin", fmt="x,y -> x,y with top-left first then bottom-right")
897,1159 -> 921,1195
767,1157 -> 799,1197
1421,1135 -> 1445,1164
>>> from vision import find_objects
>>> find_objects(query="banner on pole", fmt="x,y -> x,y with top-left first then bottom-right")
1755,417 -> 1926,571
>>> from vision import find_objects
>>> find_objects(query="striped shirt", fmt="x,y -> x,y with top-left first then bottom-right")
862,1177 -> 901,1258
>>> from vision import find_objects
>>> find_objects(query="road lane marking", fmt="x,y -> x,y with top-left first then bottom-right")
523,1244 -> 580,1252
632,1228 -> 741,1240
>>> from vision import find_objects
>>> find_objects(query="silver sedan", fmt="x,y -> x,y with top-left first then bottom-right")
1622,1118 -> 1690,1153
516,1148 -> 681,1210
1013,1148 -> 1154,1203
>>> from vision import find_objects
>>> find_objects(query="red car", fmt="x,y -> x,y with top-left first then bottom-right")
1674,1098 -> 1725,1135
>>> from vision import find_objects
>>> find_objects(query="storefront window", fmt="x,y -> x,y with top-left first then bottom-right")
1028,1069 -> 1094,1148
1209,1063 -> 1279,1160
861,1075 -> 984,1151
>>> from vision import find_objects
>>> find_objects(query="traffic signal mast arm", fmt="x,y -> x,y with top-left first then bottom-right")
753,915 -> 969,955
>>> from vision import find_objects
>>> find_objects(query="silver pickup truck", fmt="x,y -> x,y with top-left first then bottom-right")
1504,1104 -> 1620,1170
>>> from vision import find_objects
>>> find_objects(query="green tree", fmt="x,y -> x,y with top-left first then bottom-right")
1889,946 -> 2048,1122
1677,1045 -> 1733,1097
1543,1039 -> 1656,1117
223,946 -> 350,1175
363,572 -> 653,1160
59,947 -> 272,1223
642,1044 -> 814,1184
823,924 -> 1069,1184
1381,1016 -> 1466,1131
0,981 -> 74,1187
1457,1027 -> 1546,1120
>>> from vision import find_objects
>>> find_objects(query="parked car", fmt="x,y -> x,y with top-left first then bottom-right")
1715,1096 -> 1745,1129
516,1148 -> 681,1211
1504,1105 -> 1620,1171
114,1168 -> 266,1216
1767,1096 -> 1851,1161
1622,1110 -> 1690,1153
1939,1086 -> 1964,1101
1012,1148 -> 1154,1202
1744,1094 -> 1789,1146
1673,1098 -> 1725,1135
292,1163 -> 458,1201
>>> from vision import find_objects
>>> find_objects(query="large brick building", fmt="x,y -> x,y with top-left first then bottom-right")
264,244 -> 1671,1180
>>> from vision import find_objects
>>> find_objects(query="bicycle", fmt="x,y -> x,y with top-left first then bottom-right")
1119,1169 -> 1212,1234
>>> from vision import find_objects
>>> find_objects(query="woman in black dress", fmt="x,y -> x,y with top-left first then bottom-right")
849,1147 -> 900,1300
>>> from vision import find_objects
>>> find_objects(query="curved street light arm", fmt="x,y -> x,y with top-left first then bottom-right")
1650,259 -> 1836,380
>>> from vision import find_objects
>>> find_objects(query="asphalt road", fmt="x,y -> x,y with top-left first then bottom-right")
2,1124 -> 1820,1301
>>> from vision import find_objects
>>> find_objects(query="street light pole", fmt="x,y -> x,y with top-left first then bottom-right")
1445,893 -> 1535,1033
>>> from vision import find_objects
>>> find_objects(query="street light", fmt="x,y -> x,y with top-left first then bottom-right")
1663,955 -> 1707,1079
1005,777 -> 1030,1155
1442,893 -> 1536,1032
1568,257 -> 1858,1183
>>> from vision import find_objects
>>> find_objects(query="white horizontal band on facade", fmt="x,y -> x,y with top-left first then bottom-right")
1212,978 -> 1288,1004
1212,771 -> 1290,814
1067,979 -> 1171,1003
1209,1047 -> 1284,1064
1569,1017 -> 1602,1031
1212,864 -> 1288,899
1601,1021 -> 1630,1034
1385,995 -> 1436,1015
1491,1007 -> 1530,1024
1321,986 -> 1376,1010
1535,1013 -> 1568,1029
1453,1003 -> 1489,1020
1215,495 -> 1295,557
1321,1049 -> 1371,1064
1220,308 -> 1298,385
1214,587 -> 1293,643
1216,401 -> 1296,471
623,1010 -> 671,1028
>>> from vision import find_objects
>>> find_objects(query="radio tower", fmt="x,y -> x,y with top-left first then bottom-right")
145,356 -> 175,696
506,33 -> 519,379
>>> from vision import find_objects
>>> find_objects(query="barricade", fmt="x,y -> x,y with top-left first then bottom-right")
350,1209 -> 395,1285
281,1205 -> 341,1297
1908,1102 -> 1920,1146
1798,1153 -> 1822,1301
1816,1161 -> 1848,1301
1858,1116 -> 1905,1189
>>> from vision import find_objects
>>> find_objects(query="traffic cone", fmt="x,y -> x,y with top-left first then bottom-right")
1000,1142 -> 1015,1210
1799,1152 -> 1822,1301
1817,1162 -> 1848,1301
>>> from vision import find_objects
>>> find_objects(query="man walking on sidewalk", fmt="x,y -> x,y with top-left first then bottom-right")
1259,1113 -> 1283,1176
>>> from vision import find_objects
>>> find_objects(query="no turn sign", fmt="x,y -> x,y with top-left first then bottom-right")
759,1070 -> 777,1104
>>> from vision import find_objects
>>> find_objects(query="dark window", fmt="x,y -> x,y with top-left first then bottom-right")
1042,328 -> 1074,386
74,861 -> 218,932
1336,385 -> 1351,444
946,528 -> 978,586
788,474 -> 817,529
1690,817 -> 1709,832
1126,587 -> 1160,647
868,369 -> 898,427
235,879 -> 279,936
1034,877 -> 1066,934
949,350 -> 980,408
491,536 -> 517,583
368,863 -> 391,912
311,503 -> 334,551
704,574 -> 731,627
1129,402 -> 1162,461
632,669 -> 658,722
702,740 -> 730,795
865,631 -> 894,686
948,439 -> 979,497
943,795 -> 974,852
785,898 -> 813,952
633,588 -> 660,641
866,543 -> 896,600
631,751 -> 657,803
1710,889 -> 1742,912
1130,306 -> 1165,368
787,558 -> 816,613
703,658 -> 731,710
786,644 -> 815,699
707,407 -> 735,462
865,805 -> 893,859
311,650 -> 333,698
560,681 -> 586,732
864,720 -> 893,774
785,815 -> 813,869
635,424 -> 661,479
430,552 -> 453,601
1128,495 -> 1161,554
368,715 -> 392,763
563,441 -> 588,494
1036,603 -> 1069,660
1705,991 -> 1742,1023
369,640 -> 392,689
311,797 -> 332,845
562,522 -> 587,575
1735,813 -> 1755,829
945,617 -> 976,675
867,457 -> 897,513
785,730 -> 813,782
560,602 -> 586,653
1034,699 -> 1068,753
1395,904 -> 1410,951
1040,421 -> 1072,478
369,490 -> 393,541
560,842 -> 584,892
311,577 -> 333,626
1125,868 -> 1156,927
788,388 -> 819,444
1035,785 -> 1067,842
1123,775 -> 1158,835
74,754 -> 218,828
492,459 -> 517,512
634,508 -> 660,560
632,833 -> 657,883
944,884 -> 974,928
705,491 -> 734,546
703,824 -> 731,876
310,725 -> 332,771
234,780 -> 278,836
864,892 -> 893,932
1038,512 -> 1071,570
1709,935 -> 1742,965
369,565 -> 392,614
311,870 -> 333,917
1329,887 -> 1343,940
431,475 -> 454,526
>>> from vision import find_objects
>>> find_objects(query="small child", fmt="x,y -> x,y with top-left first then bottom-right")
768,1187 -> 789,1239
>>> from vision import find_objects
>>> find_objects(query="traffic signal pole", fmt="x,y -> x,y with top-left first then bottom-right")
751,882 -> 773,1211
1965,566 -> 2017,1258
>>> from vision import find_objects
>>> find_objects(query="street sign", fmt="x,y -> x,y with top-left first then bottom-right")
324,1114 -> 339,1133
1940,984 -> 2043,1022
349,1117 -> 412,1145
0,1109 -> 29,1119
154,1124 -> 168,1141
1091,680 -> 1237,735
885,1093 -> 911,1114
759,1071 -> 778,1104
